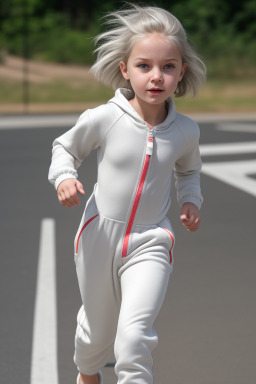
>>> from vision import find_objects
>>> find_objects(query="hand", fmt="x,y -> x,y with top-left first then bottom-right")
180,202 -> 201,232
57,179 -> 85,207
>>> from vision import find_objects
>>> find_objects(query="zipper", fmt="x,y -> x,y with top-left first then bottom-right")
122,130 -> 154,258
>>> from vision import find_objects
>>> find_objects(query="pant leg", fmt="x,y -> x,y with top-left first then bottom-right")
74,204 -> 124,375
114,229 -> 173,384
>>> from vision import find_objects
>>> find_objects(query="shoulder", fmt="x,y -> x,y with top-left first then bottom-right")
174,112 -> 200,142
78,102 -> 123,129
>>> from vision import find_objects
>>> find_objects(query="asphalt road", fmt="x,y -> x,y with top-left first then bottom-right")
0,114 -> 256,384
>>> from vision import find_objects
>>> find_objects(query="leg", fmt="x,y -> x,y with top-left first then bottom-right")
114,257 -> 172,384
74,212 -> 123,376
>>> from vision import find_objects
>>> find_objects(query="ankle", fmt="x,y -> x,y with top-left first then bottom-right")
78,372 -> 99,384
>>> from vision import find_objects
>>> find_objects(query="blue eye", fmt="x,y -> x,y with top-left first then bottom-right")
138,64 -> 149,69
164,64 -> 174,70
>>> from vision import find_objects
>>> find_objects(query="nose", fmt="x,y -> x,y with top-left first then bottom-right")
150,67 -> 163,82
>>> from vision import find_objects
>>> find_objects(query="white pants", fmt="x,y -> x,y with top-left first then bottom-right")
74,196 -> 174,384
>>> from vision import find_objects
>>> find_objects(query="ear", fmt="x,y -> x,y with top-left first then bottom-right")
120,61 -> 130,80
179,63 -> 187,81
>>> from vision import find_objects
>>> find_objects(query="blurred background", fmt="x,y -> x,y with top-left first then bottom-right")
0,0 -> 256,114
1,2 -> 256,384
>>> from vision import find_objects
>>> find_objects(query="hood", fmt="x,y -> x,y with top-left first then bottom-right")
108,88 -> 177,129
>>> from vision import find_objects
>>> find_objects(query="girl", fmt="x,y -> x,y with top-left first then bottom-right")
48,4 -> 206,384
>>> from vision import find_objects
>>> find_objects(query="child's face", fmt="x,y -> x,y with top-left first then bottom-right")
120,33 -> 186,107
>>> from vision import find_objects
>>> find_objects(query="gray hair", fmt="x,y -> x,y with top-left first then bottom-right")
90,4 -> 206,97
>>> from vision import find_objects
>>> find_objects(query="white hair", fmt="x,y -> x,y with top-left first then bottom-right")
90,3 -> 206,97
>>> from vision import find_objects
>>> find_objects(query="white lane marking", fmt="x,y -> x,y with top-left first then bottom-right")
0,115 -> 79,130
1,115 -> 256,130
188,114 -> 256,123
202,160 -> 256,198
217,123 -> 256,133
200,141 -> 256,156
31,218 -> 59,384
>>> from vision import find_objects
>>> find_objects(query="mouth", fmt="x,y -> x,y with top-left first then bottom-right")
148,88 -> 164,94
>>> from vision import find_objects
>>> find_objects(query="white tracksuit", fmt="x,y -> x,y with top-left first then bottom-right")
48,88 -> 203,384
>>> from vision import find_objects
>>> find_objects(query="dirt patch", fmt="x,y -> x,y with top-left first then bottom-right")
1,55 -> 256,114
0,55 -> 92,84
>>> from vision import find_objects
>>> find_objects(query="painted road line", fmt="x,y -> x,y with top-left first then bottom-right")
30,218 -> 59,384
202,160 -> 256,198
1,114 -> 256,130
200,142 -> 256,156
0,115 -> 79,130
188,114 -> 256,123
217,123 -> 256,133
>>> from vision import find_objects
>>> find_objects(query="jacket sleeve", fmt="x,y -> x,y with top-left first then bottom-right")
48,109 -> 104,190
174,120 -> 203,209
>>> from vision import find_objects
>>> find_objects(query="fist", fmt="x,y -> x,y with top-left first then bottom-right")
180,202 -> 201,232
57,179 -> 85,207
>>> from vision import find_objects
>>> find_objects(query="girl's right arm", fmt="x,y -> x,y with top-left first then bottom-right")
48,108 -> 107,205
49,110 -> 101,189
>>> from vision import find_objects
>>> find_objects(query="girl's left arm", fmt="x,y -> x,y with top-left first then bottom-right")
174,120 -> 203,230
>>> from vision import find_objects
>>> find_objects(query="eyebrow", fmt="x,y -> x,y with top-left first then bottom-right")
165,58 -> 179,61
134,57 -> 179,62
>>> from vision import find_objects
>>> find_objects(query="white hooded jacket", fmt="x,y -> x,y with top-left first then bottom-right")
48,88 -> 203,226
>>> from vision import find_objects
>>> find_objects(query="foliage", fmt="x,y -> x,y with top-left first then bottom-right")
0,0 -> 256,77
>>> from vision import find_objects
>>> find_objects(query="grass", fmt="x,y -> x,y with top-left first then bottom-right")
175,80 -> 256,113
0,77 -> 256,114
0,79 -> 113,103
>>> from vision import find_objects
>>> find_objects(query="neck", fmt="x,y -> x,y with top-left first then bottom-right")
129,97 -> 168,130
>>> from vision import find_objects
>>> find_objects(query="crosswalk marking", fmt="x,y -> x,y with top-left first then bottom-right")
202,160 -> 256,198
200,141 -> 256,156
30,218 -> 59,384
217,123 -> 256,133
28,136 -> 255,384
200,142 -> 256,198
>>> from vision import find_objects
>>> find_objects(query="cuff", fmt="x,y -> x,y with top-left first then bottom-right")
54,173 -> 77,190
179,195 -> 203,210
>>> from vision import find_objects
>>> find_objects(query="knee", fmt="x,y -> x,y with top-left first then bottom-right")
76,324 -> 112,351
114,324 -> 158,364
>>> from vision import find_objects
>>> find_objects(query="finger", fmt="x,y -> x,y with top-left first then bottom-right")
68,184 -> 82,204
184,226 -> 198,232
180,214 -> 189,223
65,198 -> 77,207
189,213 -> 195,222
187,225 -> 200,232
63,190 -> 79,207
57,189 -> 73,207
72,197 -> 80,206
191,216 -> 201,227
58,192 -> 66,206
187,213 -> 200,225
186,219 -> 201,232
66,193 -> 79,206
76,181 -> 85,195
181,217 -> 194,228
59,199 -> 69,207
63,198 -> 73,207
72,187 -> 81,205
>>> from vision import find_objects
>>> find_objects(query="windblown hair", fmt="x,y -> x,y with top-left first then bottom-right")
90,3 -> 206,97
